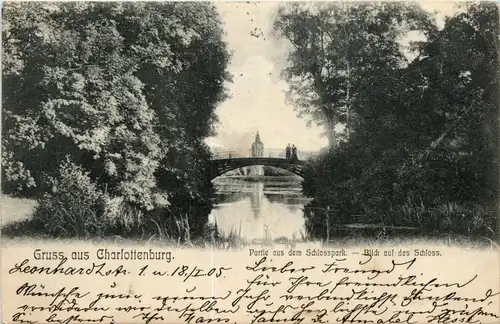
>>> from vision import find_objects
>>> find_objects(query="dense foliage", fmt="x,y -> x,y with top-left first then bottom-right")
273,2 -> 434,146
2,2 -> 231,239
274,2 -> 499,240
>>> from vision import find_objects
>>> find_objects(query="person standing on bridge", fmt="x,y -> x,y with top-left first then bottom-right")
291,144 -> 298,163
285,143 -> 291,160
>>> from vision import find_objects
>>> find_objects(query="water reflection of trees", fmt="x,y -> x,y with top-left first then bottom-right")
213,178 -> 308,216
210,178 -> 309,239
214,192 -> 248,204
265,193 -> 304,205
286,204 -> 301,214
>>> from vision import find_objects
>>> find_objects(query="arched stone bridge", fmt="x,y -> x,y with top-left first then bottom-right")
207,157 -> 309,180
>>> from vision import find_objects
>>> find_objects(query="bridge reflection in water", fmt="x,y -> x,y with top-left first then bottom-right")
208,177 -> 310,240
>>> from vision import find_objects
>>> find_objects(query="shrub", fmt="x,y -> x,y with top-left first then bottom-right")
24,159 -> 108,238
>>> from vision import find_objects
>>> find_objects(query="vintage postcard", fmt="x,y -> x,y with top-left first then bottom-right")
1,1 -> 499,324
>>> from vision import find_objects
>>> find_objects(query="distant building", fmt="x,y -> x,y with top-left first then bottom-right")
250,131 -> 264,157
250,131 -> 264,176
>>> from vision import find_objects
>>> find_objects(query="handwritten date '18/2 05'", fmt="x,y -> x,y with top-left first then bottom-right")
137,264 -> 232,281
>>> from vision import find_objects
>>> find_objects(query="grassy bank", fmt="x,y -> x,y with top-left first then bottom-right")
304,199 -> 498,244
1,194 -> 202,244
2,195 -> 497,250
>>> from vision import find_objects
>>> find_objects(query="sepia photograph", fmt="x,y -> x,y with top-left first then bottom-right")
2,1 -> 498,248
1,2 -> 499,324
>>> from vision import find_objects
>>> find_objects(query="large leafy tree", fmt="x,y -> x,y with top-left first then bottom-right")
2,2 -> 231,217
405,2 -> 499,204
273,2 -> 434,146
278,2 -> 498,238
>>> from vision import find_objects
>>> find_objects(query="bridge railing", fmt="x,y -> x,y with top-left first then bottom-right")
210,148 -> 319,160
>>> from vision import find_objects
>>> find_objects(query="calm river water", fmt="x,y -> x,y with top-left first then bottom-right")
208,176 -> 310,240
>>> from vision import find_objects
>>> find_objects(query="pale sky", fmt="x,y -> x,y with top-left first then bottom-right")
206,1 -> 464,152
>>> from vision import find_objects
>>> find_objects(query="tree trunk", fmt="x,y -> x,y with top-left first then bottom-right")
325,117 -> 339,149
326,127 -> 338,148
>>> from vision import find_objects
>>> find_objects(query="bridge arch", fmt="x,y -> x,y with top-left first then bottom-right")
207,158 -> 308,180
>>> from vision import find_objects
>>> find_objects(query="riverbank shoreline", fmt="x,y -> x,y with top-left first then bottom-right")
2,194 -> 496,250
